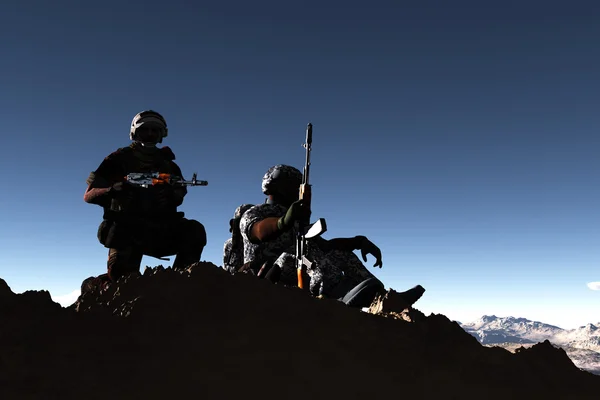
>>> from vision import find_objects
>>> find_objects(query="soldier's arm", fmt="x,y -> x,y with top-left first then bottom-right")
311,236 -> 366,253
314,235 -> 383,268
83,154 -> 122,207
250,200 -> 312,243
249,217 -> 281,243
242,206 -> 285,244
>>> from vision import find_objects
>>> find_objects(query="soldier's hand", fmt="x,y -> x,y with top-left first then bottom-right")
357,236 -> 383,268
277,199 -> 311,231
110,181 -> 133,198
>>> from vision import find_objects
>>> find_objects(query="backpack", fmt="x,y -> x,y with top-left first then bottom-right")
223,204 -> 254,273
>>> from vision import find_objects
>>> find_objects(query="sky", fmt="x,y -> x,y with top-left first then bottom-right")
0,0 -> 598,330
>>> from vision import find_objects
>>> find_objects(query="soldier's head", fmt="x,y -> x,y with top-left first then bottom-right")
230,203 -> 254,233
261,164 -> 302,207
130,110 -> 168,147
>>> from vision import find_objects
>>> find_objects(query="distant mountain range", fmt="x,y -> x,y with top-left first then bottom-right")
460,315 -> 600,375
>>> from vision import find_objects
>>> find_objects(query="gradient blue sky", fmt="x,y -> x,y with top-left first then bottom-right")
1,0 -> 598,329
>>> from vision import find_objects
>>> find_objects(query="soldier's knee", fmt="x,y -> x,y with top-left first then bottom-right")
186,220 -> 207,247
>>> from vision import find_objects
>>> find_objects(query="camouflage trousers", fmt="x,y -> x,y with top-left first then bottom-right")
274,250 -> 376,297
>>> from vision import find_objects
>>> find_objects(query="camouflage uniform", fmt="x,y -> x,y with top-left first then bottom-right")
240,203 -> 376,297
86,143 -> 206,282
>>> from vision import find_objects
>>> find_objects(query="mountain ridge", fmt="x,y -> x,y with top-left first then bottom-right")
461,314 -> 600,375
1,263 -> 599,399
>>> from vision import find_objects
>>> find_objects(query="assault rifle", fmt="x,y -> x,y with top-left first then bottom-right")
124,172 -> 208,188
296,123 -> 327,290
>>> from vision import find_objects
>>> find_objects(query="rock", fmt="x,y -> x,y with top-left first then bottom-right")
0,277 -> 15,298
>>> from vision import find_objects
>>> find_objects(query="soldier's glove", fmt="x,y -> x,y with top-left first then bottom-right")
277,199 -> 311,231
109,182 -> 133,198
356,235 -> 383,268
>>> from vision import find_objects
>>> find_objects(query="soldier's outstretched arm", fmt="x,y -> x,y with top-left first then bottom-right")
313,235 -> 383,268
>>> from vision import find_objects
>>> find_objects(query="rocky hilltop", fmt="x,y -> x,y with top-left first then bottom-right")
1,262 -> 599,399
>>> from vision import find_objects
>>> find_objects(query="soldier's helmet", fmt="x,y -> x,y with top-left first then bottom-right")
261,164 -> 302,196
130,110 -> 168,143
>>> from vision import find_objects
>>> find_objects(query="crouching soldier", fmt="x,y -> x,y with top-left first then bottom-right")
81,110 -> 207,293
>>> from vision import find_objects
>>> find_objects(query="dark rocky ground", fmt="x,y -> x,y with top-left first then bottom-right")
1,262 -> 598,399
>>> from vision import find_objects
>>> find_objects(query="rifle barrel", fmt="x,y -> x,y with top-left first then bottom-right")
303,123 -> 312,185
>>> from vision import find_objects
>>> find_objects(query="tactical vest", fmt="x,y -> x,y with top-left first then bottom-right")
107,144 -> 179,215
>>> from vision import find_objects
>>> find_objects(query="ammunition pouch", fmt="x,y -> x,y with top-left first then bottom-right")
97,219 -> 134,249
97,219 -> 120,248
